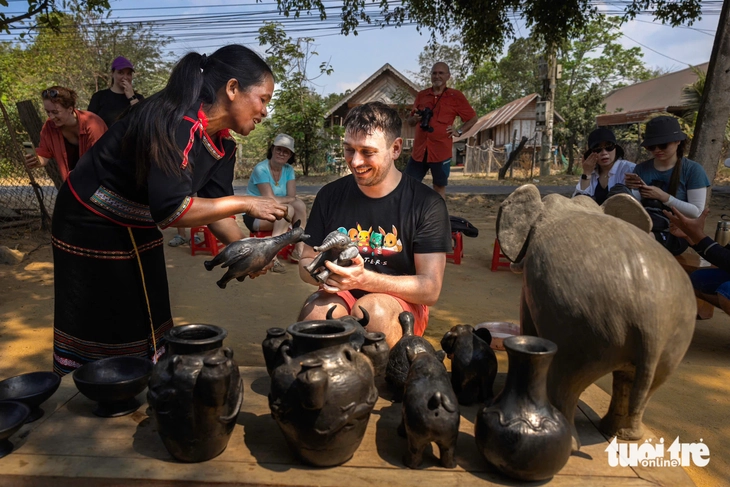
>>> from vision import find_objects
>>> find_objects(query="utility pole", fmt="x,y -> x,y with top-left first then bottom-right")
689,0 -> 730,195
537,47 -> 559,176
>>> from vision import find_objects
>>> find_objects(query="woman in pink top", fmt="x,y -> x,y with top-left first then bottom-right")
25,86 -> 107,181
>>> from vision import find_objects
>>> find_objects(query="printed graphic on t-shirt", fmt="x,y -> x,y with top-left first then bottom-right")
337,223 -> 403,266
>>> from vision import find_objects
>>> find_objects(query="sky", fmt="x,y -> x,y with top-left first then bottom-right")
2,0 -> 722,95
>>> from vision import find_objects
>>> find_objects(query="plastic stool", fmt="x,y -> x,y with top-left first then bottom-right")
190,226 -> 225,256
249,230 -> 295,262
491,238 -> 511,272
445,232 -> 463,265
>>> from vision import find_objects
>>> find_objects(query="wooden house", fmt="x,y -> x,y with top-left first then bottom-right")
324,63 -> 421,148
453,93 -> 563,174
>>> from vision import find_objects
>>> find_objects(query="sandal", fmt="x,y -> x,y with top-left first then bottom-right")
193,234 -> 204,245
289,249 -> 302,263
168,234 -> 187,247
272,259 -> 286,274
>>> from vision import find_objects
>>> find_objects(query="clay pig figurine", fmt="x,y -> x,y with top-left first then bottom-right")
386,311 -> 445,402
204,221 -> 308,288
440,324 -> 497,405
304,230 -> 359,283
398,348 -> 459,469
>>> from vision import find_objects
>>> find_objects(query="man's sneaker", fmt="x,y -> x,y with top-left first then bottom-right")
168,234 -> 187,247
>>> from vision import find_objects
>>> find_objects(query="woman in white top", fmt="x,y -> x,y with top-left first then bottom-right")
573,127 -> 634,205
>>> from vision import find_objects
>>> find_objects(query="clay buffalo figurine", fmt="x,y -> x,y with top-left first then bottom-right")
304,230 -> 359,283
440,324 -> 497,405
386,311 -> 444,402
398,348 -> 459,469
204,221 -> 308,288
324,305 -> 388,376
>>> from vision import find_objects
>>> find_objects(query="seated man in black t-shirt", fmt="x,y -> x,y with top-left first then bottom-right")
297,102 -> 452,347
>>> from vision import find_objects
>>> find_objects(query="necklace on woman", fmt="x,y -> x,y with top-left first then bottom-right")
269,162 -> 282,185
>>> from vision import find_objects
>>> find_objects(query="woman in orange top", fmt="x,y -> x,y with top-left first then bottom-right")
25,86 -> 107,181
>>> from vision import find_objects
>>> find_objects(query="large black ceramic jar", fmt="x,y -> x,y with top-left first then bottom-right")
147,324 -> 242,463
268,319 -> 378,467
475,335 -> 572,481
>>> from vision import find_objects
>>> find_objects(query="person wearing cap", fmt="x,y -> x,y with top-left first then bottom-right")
244,133 -> 308,272
573,127 -> 635,205
87,56 -> 145,127
25,86 -> 107,182
624,115 -> 710,255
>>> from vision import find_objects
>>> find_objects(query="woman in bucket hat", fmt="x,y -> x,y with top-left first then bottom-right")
624,115 -> 710,255
573,127 -> 635,205
244,133 -> 308,272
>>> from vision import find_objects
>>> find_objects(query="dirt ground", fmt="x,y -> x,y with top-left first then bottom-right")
1,176 -> 729,486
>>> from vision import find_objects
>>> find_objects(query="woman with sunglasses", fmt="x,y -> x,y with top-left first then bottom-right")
25,86 -> 107,182
624,115 -> 710,255
574,127 -> 635,205
50,45 -> 288,375
243,133 -> 308,273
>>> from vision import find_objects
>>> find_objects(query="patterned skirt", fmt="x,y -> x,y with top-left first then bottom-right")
51,184 -> 173,375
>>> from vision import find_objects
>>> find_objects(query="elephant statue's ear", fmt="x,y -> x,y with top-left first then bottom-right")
497,184 -> 543,262
601,194 -> 652,233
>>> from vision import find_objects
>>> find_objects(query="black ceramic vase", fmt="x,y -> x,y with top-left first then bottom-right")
147,324 -> 242,463
262,327 -> 290,376
268,319 -> 378,467
361,331 -> 388,377
474,335 -> 572,481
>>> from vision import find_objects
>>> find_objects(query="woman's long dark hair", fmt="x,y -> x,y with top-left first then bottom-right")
122,45 -> 273,186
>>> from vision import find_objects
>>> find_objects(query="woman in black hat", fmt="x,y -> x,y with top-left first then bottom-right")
625,115 -> 710,255
574,127 -> 635,205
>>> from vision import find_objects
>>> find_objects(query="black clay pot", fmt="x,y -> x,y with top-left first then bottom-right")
0,401 -> 31,458
269,319 -> 378,467
475,336 -> 572,481
361,331 -> 388,377
261,327 -> 289,376
73,357 -> 153,417
147,324 -> 242,463
0,371 -> 60,422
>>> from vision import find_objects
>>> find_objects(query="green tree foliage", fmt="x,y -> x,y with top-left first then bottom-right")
257,22 -> 337,176
0,0 -> 109,33
272,0 -> 702,65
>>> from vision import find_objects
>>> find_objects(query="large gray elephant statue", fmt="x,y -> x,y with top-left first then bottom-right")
497,185 -> 695,450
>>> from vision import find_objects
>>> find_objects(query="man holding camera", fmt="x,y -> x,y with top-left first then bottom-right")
406,62 -> 478,197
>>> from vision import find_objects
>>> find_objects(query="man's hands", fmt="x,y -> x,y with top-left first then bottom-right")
664,207 -> 709,246
320,254 -> 368,293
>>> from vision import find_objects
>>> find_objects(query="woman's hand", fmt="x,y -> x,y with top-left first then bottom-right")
581,153 -> 597,176
246,197 -> 288,222
623,173 -> 645,190
24,153 -> 47,170
119,79 -> 135,99
638,184 -> 670,203
663,207 -> 708,246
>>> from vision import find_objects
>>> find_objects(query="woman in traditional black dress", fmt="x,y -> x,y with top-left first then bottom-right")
51,45 -> 288,375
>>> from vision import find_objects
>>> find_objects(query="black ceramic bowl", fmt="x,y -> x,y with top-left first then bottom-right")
73,356 -> 153,417
0,371 -> 61,422
0,400 -> 31,458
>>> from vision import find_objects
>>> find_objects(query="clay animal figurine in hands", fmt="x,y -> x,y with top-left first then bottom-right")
204,221 -> 309,288
304,230 -> 359,283
386,311 -> 444,402
497,185 -> 696,450
399,348 -> 459,469
440,324 -> 498,405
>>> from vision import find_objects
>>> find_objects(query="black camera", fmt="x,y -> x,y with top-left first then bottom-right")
416,107 -> 434,133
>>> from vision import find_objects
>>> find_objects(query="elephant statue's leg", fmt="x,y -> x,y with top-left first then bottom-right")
520,289 -> 538,337
600,369 -> 645,440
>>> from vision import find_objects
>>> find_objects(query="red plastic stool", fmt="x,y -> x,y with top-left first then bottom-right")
249,230 -> 295,262
190,226 -> 225,256
491,238 -> 511,272
446,231 -> 463,265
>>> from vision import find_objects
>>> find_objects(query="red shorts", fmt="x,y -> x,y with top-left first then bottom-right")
335,291 -> 429,336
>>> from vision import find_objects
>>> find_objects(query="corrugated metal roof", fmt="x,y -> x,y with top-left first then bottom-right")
324,63 -> 420,118
454,94 -> 539,141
